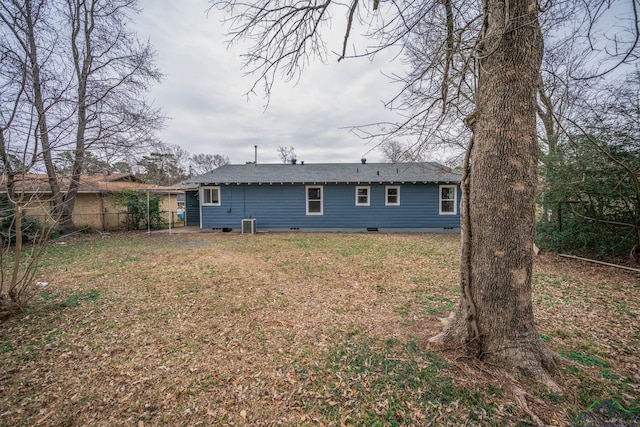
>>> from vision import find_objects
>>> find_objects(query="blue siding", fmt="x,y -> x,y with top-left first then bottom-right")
199,183 -> 461,231
185,190 -> 200,226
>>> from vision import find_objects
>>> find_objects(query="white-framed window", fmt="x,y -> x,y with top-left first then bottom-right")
355,186 -> 370,206
385,186 -> 400,206
306,185 -> 323,215
439,185 -> 457,215
201,186 -> 221,206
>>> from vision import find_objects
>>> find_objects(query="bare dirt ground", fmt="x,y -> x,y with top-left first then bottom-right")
0,232 -> 638,426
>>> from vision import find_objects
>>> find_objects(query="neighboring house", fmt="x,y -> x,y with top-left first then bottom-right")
0,173 -> 182,231
183,162 -> 462,232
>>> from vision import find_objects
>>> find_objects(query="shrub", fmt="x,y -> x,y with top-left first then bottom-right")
112,190 -> 164,230
537,134 -> 640,261
0,195 -> 43,244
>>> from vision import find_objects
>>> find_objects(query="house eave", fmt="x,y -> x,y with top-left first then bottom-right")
191,180 -> 460,186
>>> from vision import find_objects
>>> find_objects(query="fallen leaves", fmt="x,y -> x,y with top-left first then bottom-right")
0,232 -> 637,425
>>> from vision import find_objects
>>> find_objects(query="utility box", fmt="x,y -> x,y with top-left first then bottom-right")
241,218 -> 256,235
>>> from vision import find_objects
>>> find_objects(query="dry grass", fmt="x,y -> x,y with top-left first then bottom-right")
0,231 -> 638,426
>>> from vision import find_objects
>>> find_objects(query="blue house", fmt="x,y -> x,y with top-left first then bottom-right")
183,162 -> 462,232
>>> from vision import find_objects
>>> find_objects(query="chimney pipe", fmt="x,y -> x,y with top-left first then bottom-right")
254,145 -> 258,165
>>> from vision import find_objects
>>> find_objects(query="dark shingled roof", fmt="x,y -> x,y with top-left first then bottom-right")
185,162 -> 461,185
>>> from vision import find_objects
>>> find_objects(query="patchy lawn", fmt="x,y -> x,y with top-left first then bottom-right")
0,232 -> 638,426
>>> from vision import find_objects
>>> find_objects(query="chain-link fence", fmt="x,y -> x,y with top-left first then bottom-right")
25,211 -> 185,232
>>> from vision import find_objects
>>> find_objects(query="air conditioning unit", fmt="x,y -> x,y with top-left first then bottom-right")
241,218 -> 256,235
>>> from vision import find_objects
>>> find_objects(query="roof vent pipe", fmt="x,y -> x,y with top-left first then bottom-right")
361,158 -> 366,164
254,145 -> 258,165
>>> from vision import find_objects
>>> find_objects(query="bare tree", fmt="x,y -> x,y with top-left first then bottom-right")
0,0 -> 163,233
135,143 -> 189,185
364,2 -> 632,165
209,0 -> 640,399
0,0 -> 67,217
379,140 -> 424,163
189,153 -> 230,175
54,151 -> 110,175
534,3 -> 602,158
55,0 -> 163,231
0,2 -> 57,314
276,146 -> 296,163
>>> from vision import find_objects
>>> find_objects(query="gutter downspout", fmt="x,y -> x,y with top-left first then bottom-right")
199,187 -> 203,230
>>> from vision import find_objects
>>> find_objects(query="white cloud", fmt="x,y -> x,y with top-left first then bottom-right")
134,0 -> 405,164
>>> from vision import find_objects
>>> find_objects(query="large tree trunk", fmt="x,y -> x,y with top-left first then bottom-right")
432,0 -> 561,384
23,0 -> 67,227
59,0 -> 95,233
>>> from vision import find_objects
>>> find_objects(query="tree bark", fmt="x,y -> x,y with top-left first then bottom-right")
22,0 -> 66,225
58,0 -> 95,233
432,0 -> 562,385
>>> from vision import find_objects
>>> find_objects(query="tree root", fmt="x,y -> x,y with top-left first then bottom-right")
0,300 -> 22,322
512,385 -> 545,426
429,309 -> 566,395
428,309 -> 466,347
430,318 -> 570,425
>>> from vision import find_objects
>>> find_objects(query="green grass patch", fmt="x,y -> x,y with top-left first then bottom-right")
561,350 -> 609,367
600,369 -> 621,380
561,365 -> 609,407
417,294 -> 454,314
571,400 -> 640,426
549,328 -> 574,339
410,276 -> 432,287
38,243 -> 84,268
393,304 -> 410,315
560,361 -> 639,412
0,342 -> 13,353
533,273 -> 564,286
46,289 -> 101,310
297,335 -> 507,425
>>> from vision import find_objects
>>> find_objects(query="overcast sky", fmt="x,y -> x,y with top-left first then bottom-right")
134,0 -> 406,165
